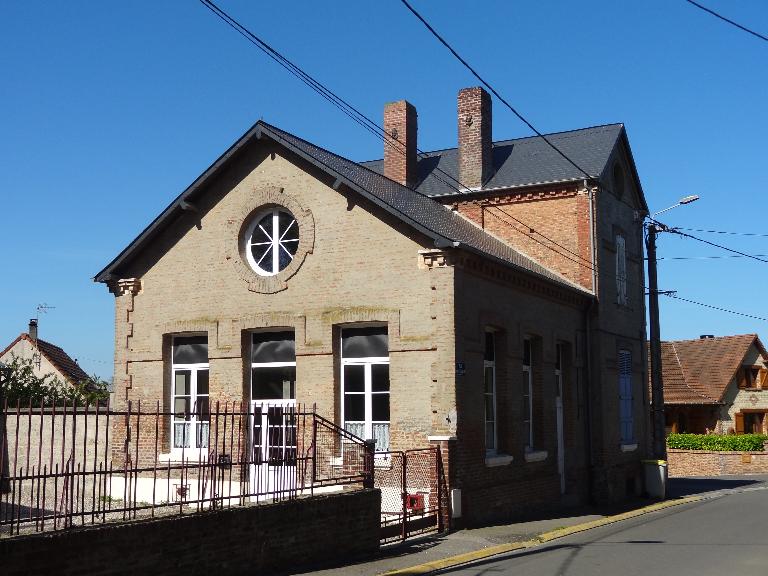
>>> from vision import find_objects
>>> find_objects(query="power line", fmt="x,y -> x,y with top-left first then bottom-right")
198,0 -> 603,279
684,0 -> 768,44
483,204 -> 595,267
664,293 -> 768,322
673,226 -> 768,238
657,254 -> 768,261
198,0 -> 765,325
668,229 -> 768,263
399,0 -> 595,179
198,0 -> 490,200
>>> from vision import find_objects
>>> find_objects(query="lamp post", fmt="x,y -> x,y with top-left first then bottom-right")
647,195 -> 700,461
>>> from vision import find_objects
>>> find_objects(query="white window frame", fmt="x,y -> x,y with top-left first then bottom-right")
619,350 -> 634,444
616,234 -> 628,306
484,331 -> 497,455
523,338 -> 534,450
244,208 -> 299,277
250,361 -> 297,400
341,356 -> 390,455
171,361 -> 210,456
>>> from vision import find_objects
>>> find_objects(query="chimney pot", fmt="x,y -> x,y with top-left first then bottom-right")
29,319 -> 38,342
383,100 -> 418,188
458,87 -> 493,189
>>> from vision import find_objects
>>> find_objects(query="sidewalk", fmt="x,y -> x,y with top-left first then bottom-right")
290,497 -> 699,576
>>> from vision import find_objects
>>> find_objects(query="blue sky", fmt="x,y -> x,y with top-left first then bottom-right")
2,1 -> 766,379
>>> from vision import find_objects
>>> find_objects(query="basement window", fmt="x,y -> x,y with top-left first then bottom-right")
244,207 -> 299,276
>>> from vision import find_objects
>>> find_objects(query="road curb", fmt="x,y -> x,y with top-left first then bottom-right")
380,496 -> 702,575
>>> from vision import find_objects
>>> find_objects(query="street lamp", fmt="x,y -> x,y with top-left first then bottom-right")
647,195 -> 700,462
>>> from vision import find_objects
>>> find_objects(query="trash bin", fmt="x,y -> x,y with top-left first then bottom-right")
642,459 -> 667,499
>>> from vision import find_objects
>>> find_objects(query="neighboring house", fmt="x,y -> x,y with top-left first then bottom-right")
0,320 -> 91,388
660,334 -> 768,435
95,86 -> 650,524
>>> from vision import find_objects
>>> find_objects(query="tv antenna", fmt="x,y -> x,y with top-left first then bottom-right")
31,303 -> 55,369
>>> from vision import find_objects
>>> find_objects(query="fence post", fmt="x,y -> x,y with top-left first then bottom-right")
0,395 -> 8,494
363,439 -> 376,489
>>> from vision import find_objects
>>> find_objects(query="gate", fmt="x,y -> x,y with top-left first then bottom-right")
376,447 -> 448,544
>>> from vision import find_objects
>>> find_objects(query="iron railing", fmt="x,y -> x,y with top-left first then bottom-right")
0,399 -> 372,536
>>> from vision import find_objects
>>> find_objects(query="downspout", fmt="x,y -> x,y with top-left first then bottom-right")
586,180 -> 598,294
583,179 -> 598,504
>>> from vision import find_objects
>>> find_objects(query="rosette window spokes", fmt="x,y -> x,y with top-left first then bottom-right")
245,208 -> 299,276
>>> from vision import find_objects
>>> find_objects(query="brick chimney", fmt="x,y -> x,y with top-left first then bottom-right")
28,319 -> 38,342
458,87 -> 493,189
383,100 -> 418,188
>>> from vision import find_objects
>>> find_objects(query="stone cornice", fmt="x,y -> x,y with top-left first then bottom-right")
109,278 -> 142,297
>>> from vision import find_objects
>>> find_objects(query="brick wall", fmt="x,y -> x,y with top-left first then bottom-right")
450,185 -> 594,292
0,488 -> 380,576
667,449 -> 768,477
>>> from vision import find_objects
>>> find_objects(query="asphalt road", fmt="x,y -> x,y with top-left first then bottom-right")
445,482 -> 768,576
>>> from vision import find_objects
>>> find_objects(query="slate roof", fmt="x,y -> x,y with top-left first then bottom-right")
96,120 -> 591,294
659,335 -> 767,405
0,333 -> 91,385
361,124 -> 640,199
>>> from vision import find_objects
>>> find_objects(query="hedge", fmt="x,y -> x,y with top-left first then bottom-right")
667,433 -> 768,451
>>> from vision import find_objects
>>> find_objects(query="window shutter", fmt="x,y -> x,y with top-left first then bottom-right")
735,412 -> 745,435
616,236 -> 627,305
738,368 -> 747,389
758,369 -> 767,389
618,350 -> 633,442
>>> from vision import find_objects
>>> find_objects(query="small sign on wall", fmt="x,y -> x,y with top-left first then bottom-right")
456,362 -> 465,376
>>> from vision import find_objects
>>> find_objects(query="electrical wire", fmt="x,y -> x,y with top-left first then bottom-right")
484,206 -> 597,272
483,204 -> 595,267
657,254 -> 768,261
199,1 -> 764,324
670,229 -> 768,263
673,226 -> 768,238
197,0 -> 604,277
399,0 -> 594,179
684,0 -> 768,44
664,293 -> 768,322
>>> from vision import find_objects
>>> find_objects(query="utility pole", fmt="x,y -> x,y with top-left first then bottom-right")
646,222 -> 666,461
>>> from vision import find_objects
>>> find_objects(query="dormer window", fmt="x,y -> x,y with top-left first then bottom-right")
244,207 -> 299,276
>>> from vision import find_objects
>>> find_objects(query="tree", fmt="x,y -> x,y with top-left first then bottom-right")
0,354 -> 109,406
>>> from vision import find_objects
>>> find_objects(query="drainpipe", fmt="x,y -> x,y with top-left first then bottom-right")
585,180 -> 598,294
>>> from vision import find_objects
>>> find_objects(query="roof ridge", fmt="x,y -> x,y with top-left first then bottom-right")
360,122 -> 626,164
663,334 -> 757,344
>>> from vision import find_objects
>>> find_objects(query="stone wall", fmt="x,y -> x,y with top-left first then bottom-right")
667,448 -> 768,477
0,488 -> 380,576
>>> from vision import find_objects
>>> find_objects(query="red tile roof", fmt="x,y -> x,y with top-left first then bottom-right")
659,334 -> 766,405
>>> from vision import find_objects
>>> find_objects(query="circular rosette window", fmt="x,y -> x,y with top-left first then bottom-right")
243,207 -> 299,276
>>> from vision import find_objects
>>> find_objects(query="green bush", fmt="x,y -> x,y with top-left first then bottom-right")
667,433 -> 768,451
0,354 -> 109,406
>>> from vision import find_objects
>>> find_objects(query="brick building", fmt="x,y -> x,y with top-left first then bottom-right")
661,334 -> 768,435
95,87 -> 650,524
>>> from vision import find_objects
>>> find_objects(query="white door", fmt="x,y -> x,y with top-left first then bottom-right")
250,400 -> 297,500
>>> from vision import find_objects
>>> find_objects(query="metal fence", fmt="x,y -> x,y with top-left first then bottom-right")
0,399 -> 372,536
376,448 -> 447,543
